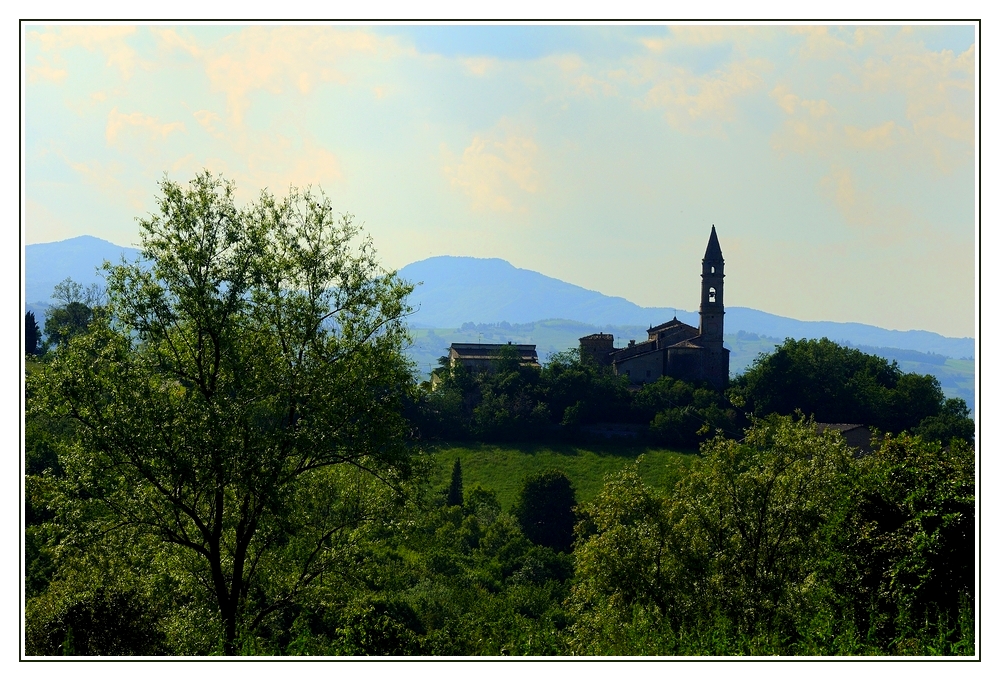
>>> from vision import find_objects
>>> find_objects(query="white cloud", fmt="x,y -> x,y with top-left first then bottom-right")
106,108 -> 185,146
636,57 -> 769,131
157,26 -> 400,127
442,122 -> 540,212
28,26 -> 140,80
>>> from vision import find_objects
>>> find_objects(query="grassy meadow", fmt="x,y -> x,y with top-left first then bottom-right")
425,440 -> 698,510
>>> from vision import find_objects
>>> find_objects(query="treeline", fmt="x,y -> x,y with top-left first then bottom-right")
411,346 -> 738,448
411,338 -> 973,448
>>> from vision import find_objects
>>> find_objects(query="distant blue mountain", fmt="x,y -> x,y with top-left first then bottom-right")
398,256 -> 974,359
24,240 -> 975,360
25,236 -> 142,307
399,255 -> 683,328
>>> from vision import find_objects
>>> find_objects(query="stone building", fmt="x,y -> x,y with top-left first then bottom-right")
447,341 -> 540,373
815,423 -> 878,455
580,226 -> 730,390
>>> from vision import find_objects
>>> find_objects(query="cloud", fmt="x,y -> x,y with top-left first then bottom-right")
243,135 -> 344,192
150,27 -> 202,58
27,56 -> 67,83
461,57 -> 500,76
638,58 -> 768,130
641,25 -> 764,51
442,122 -> 540,212
845,120 -> 901,150
157,26 -> 399,127
65,157 -> 146,210
193,109 -> 223,136
775,29 -> 974,173
819,165 -> 910,245
860,44 -> 974,170
106,107 -> 185,146
28,26 -> 139,79
789,25 -> 854,59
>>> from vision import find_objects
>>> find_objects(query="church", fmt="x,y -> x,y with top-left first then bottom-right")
579,226 -> 730,390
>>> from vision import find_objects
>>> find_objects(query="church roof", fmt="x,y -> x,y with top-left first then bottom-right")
704,224 -> 723,262
648,318 -> 698,335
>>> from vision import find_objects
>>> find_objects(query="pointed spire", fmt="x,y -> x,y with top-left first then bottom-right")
704,224 -> 723,261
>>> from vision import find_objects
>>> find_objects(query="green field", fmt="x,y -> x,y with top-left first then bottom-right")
426,441 -> 698,510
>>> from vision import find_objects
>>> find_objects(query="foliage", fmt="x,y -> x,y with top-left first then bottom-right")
26,311 -> 40,356
513,470 -> 577,553
538,349 -> 633,427
732,337 -> 963,436
415,346 -> 733,448
27,171 -> 415,655
572,416 -> 855,641
568,415 -> 976,655
845,433 -> 975,637
447,458 -> 463,507
26,582 -> 168,656
914,398 -> 976,445
42,301 -> 93,349
634,376 -> 741,447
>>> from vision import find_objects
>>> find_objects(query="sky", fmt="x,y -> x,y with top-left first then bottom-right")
21,22 -> 977,338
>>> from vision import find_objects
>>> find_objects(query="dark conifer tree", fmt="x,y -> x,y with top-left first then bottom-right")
447,458 -> 463,507
25,311 -> 39,356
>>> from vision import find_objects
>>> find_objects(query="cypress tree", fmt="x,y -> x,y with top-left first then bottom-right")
447,458 -> 463,507
25,311 -> 39,356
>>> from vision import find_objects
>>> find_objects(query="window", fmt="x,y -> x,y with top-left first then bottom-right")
711,266 -> 715,274
709,287 -> 717,303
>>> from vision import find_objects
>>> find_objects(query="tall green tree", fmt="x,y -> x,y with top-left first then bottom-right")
25,311 -> 40,356
30,171 -> 415,655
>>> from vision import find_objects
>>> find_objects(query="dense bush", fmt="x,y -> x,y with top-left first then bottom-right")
732,338 -> 973,441
513,470 -> 577,553
569,416 -> 976,655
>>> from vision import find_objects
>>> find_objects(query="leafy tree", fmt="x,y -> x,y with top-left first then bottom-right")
846,433 -> 975,632
30,171 -> 415,655
51,277 -> 103,308
26,311 -> 40,356
635,377 -> 740,448
914,398 -> 975,445
470,345 -> 548,440
571,416 -> 858,649
733,337 -> 945,433
26,583 -> 168,656
42,301 -> 93,349
513,470 -> 577,553
447,458 -> 463,507
538,349 -> 632,426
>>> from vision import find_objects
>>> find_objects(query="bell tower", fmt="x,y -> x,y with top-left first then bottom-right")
699,225 -> 725,342
699,225 -> 729,388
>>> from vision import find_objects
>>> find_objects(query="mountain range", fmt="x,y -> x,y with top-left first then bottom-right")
25,237 -> 975,361
398,256 -> 974,359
